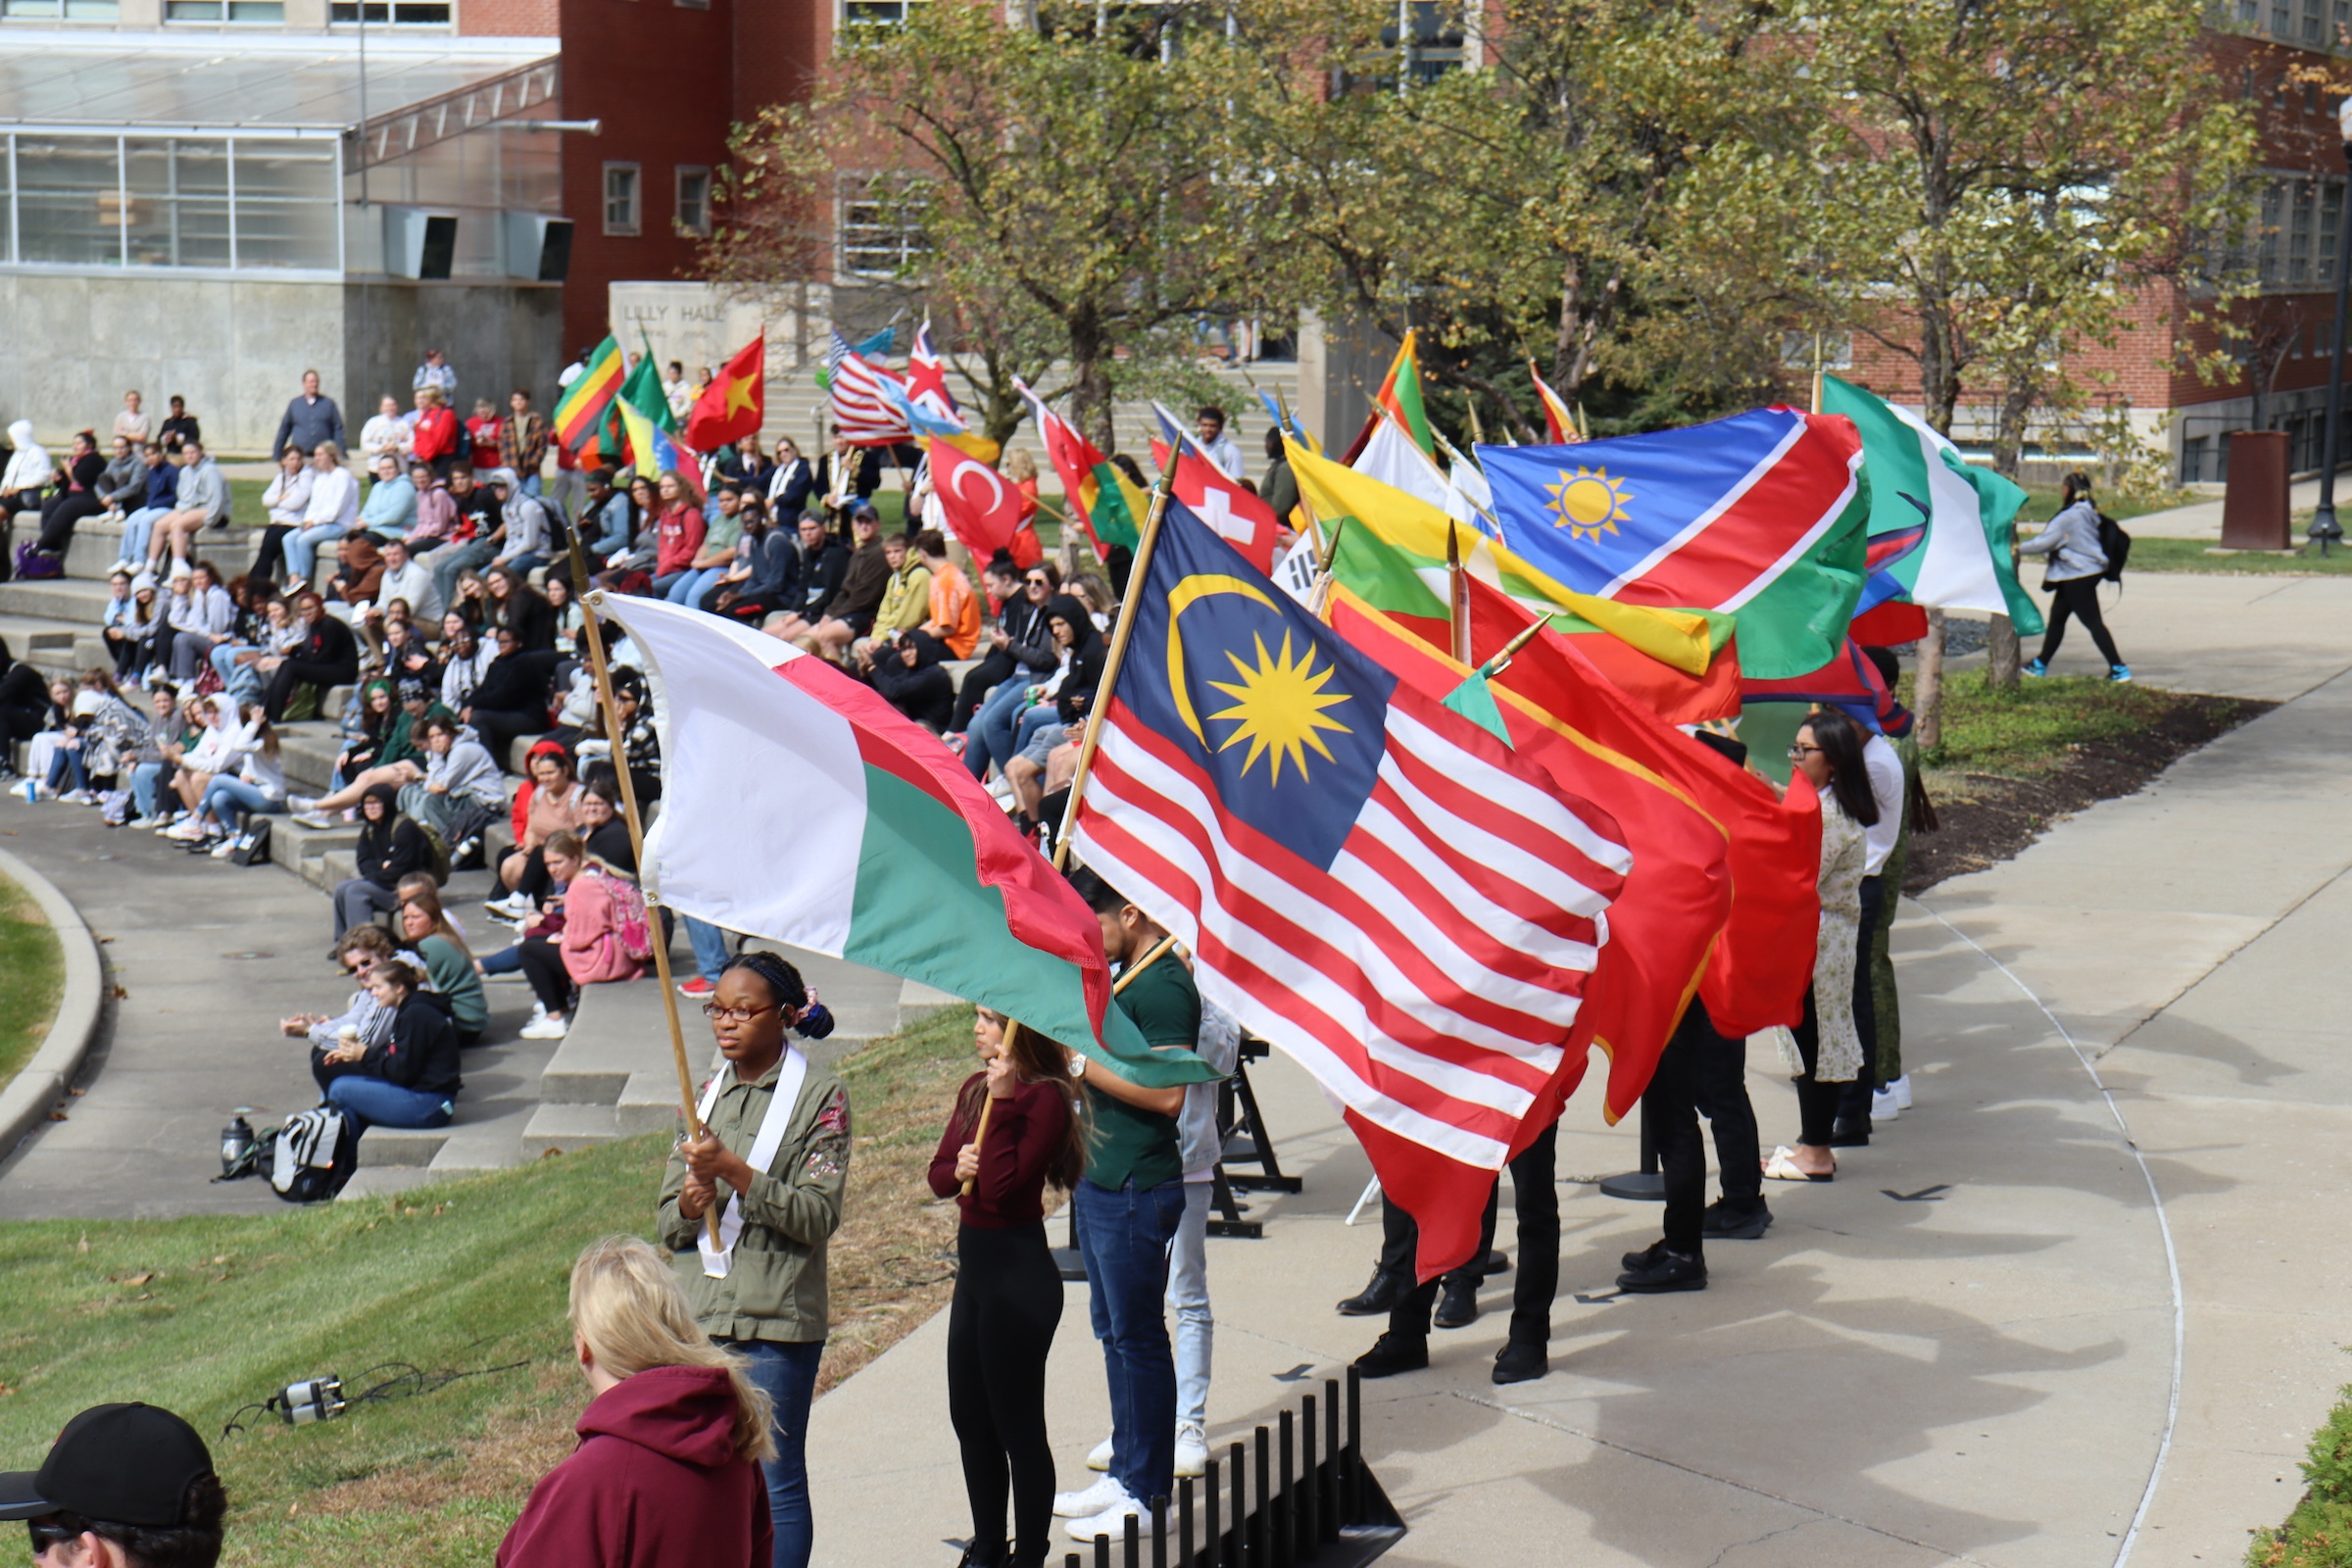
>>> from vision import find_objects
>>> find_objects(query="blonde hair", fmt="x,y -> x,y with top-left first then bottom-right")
396,875 -> 470,959
1004,448 -> 1038,483
569,1236 -> 776,1462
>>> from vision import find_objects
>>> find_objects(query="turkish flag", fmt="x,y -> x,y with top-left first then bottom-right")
1149,437 -> 1279,573
928,439 -> 1027,561
683,335 -> 765,452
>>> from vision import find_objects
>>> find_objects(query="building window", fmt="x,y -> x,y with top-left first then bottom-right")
675,166 -> 711,236
1,131 -> 336,271
839,175 -> 925,277
164,0 -> 287,18
2305,0 -> 2327,41
330,0 -> 455,22
2291,182 -> 2317,283
2325,183 -> 2345,283
2273,0 -> 2292,34
2260,181 -> 2285,284
844,0 -> 921,21
0,0 -> 120,18
603,163 -> 641,235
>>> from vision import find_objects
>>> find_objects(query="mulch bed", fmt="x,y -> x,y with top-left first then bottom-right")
1904,691 -> 2275,892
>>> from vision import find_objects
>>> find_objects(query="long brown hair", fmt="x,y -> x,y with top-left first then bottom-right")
961,1007 -> 1089,1193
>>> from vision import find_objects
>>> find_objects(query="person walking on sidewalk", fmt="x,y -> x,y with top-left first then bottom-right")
2021,471 -> 2130,682
659,951 -> 848,1568
927,1006 -> 1086,1568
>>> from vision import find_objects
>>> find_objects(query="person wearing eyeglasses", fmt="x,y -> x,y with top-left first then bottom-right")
1762,708 -> 1880,1184
659,952 -> 844,1568
1,1402 -> 227,1568
957,560 -> 1064,782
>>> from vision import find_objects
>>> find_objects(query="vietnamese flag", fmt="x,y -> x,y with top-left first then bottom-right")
927,439 -> 1029,563
684,335 -> 765,452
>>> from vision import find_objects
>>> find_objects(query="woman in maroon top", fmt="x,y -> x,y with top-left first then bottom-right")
927,1006 -> 1086,1568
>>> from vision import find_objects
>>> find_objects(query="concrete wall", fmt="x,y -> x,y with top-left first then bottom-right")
0,271 -> 564,456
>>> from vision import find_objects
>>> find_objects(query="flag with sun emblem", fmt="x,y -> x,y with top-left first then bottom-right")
1477,408 -> 1869,678
1070,499 -> 1632,1280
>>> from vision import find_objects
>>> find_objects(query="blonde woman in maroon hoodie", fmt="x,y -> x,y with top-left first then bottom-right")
499,1235 -> 777,1568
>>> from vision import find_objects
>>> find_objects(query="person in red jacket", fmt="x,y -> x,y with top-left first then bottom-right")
926,1006 -> 1086,1568
499,1234 -> 777,1568
410,385 -> 462,480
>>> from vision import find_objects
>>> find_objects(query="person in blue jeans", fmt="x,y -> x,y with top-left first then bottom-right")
659,951 -> 848,1568
1053,868 -> 1200,1545
311,958 -> 462,1131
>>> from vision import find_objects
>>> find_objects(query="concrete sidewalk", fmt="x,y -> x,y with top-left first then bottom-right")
805,572 -> 2352,1568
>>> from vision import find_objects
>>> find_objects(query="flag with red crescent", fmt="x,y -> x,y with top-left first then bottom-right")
927,438 -> 1027,561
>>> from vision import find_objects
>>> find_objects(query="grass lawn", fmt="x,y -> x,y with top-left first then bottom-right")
2127,535 -> 2352,575
2250,1380 -> 2352,1567
0,868 -> 64,1094
1904,667 -> 2204,780
2013,484 -> 2194,524
0,1001 -> 976,1567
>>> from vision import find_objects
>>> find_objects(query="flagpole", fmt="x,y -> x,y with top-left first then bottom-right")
1048,435 -> 1188,872
1446,521 -> 1470,663
567,535 -> 721,1250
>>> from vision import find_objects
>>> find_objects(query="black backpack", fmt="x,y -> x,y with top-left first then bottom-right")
2096,512 -> 2132,584
270,1106 -> 359,1202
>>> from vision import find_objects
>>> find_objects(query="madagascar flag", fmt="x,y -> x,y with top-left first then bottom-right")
553,336 -> 623,456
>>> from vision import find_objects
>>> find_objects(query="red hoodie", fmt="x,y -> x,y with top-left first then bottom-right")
496,1364 -> 772,1568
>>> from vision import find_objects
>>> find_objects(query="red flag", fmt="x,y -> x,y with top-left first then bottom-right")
1529,361 -> 1580,444
927,439 -> 1027,562
1148,435 -> 1279,573
684,335 -> 765,452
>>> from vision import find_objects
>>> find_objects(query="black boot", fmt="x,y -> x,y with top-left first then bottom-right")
1433,1276 -> 1481,1329
1616,1246 -> 1707,1294
1353,1331 -> 1430,1378
1492,1340 -> 1548,1385
1335,1266 -> 1399,1316
1701,1200 -> 1772,1240
1829,1115 -> 1872,1148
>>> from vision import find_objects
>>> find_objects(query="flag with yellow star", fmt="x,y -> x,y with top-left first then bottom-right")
1071,499 -> 1635,1280
683,334 -> 766,453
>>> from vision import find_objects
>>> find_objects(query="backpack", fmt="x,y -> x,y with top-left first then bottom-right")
2095,512 -> 2132,584
415,820 -> 452,886
228,817 -> 272,866
270,1106 -> 359,1202
13,544 -> 61,581
602,869 -> 656,962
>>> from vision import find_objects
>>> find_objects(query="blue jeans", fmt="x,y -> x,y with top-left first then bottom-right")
45,744 -> 88,794
122,506 -> 167,564
1010,704 -> 1063,766
283,520 -> 349,585
668,564 -> 727,607
478,945 -> 521,975
1169,1180 -> 1213,1430
1074,1176 -> 1186,1509
202,774 -> 281,833
722,1337 -> 824,1568
130,760 -> 167,818
430,539 -> 497,608
964,678 -> 1028,781
325,1074 -> 454,1131
684,914 -> 731,983
211,643 -> 264,706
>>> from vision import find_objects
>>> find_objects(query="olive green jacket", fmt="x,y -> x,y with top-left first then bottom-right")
657,1054 -> 851,1345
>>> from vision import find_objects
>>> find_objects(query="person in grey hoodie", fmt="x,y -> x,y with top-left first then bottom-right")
395,710 -> 505,840
149,440 -> 232,575
2019,469 -> 2128,681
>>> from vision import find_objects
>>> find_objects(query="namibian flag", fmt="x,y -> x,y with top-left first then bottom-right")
592,595 -> 1216,1087
553,336 -> 623,456
1479,408 -> 1869,679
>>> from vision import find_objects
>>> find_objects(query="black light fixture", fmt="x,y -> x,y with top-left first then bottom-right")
2310,94 -> 2352,556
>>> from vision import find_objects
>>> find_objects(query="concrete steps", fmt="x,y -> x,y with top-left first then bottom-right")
341,1036 -> 562,1198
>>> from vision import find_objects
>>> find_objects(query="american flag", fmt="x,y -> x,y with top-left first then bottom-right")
1071,501 -> 1629,1277
826,329 -> 913,448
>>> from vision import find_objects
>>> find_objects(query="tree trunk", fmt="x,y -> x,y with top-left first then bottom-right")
1917,609 -> 1946,755
1986,612 -> 2019,688
1068,306 -> 1114,453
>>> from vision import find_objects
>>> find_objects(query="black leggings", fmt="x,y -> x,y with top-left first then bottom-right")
514,936 -> 574,1015
1647,1000 -> 1765,1253
37,491 -> 103,555
1385,1123 -> 1560,1348
1789,987 -> 1844,1148
2038,576 -> 2122,668
502,844 -> 552,904
948,1222 -> 1064,1568
470,708 -> 545,772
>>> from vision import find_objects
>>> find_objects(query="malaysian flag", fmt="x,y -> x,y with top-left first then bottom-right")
826,329 -> 913,448
1070,501 -> 1630,1278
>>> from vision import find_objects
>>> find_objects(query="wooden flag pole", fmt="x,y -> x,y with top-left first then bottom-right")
1446,520 -> 1471,664
958,932 -> 1178,1196
1048,434 -> 1188,875
567,534 -> 721,1249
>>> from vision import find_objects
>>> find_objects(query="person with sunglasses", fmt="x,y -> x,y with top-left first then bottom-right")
957,560 -> 1064,782
659,952 -> 842,1568
1,1402 -> 226,1568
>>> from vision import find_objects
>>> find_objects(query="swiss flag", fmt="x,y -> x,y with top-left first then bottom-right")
1149,435 -> 1279,573
928,439 -> 1027,562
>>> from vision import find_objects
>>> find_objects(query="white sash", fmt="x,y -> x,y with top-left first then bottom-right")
695,1048 -> 808,1280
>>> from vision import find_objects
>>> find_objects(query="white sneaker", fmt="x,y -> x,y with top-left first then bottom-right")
1175,1421 -> 1207,1479
127,814 -> 163,830
1066,1494 -> 1147,1544
210,836 -> 241,859
1052,1473 -> 1127,1519
167,818 -> 207,842
286,795 -> 317,816
1871,1088 -> 1900,1122
519,1012 -> 569,1040
1889,1074 -> 1913,1110
1086,1434 -> 1115,1472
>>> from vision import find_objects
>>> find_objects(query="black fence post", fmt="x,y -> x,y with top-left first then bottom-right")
1124,1509 -> 1141,1568
1278,1408 -> 1296,1568
1152,1495 -> 1168,1568
1253,1425 -> 1271,1568
1300,1392 -> 1320,1556
1228,1442 -> 1246,1568
1322,1379 -> 1341,1536
1345,1367 -> 1363,1525
1204,1456 -> 1221,1568
1178,1476 -> 1196,1568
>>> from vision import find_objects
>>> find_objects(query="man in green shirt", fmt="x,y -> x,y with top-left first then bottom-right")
1052,867 -> 1198,1544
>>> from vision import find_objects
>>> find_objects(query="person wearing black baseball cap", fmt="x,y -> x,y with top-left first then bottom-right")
0,1403 -> 226,1567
